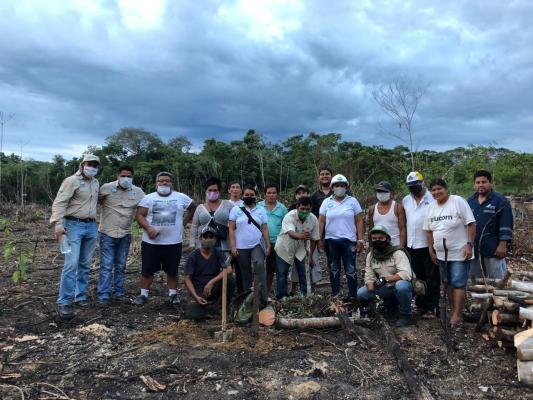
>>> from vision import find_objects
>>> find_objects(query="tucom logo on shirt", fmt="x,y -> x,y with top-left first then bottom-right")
430,215 -> 453,222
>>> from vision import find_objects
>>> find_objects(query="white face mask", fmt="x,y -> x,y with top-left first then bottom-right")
157,185 -> 171,195
83,166 -> 98,177
333,187 -> 346,197
376,192 -> 391,203
118,177 -> 133,189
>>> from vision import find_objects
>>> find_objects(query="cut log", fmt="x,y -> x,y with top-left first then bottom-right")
467,285 -> 495,293
468,302 -> 488,313
493,290 -> 531,298
517,360 -> 533,385
277,316 -> 348,329
517,338 -> 533,361
519,307 -> 533,322
493,297 -> 520,312
470,293 -> 493,299
258,305 -> 276,327
508,295 -> 533,306
492,327 -> 521,342
514,270 -> 533,279
473,278 -> 502,286
515,328 -> 533,347
510,280 -> 533,295
491,310 -> 519,326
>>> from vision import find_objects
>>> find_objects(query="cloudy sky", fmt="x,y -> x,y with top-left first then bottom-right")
1,0 -> 532,161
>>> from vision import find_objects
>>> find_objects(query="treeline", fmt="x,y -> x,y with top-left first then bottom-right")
1,128 -> 532,207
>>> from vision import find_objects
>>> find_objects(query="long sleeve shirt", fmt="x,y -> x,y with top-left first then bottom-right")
364,249 -> 413,286
50,171 -> 99,232
467,191 -> 513,258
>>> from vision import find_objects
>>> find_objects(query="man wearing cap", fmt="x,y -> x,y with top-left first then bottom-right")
184,226 -> 235,321
50,154 -> 101,319
288,185 -> 310,211
97,165 -> 145,305
357,225 -> 414,327
467,170 -> 513,280
402,171 -> 439,317
133,172 -> 196,306
367,181 -> 406,247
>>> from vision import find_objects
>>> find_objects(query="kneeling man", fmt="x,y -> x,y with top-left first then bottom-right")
357,225 -> 414,327
184,227 -> 235,321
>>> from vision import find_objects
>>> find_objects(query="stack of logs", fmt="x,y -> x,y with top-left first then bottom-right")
466,270 -> 533,384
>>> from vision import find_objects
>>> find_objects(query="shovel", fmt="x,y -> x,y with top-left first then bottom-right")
215,267 -> 234,342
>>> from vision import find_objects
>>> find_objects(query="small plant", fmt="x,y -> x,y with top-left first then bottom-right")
12,254 -> 28,284
3,240 -> 15,260
0,216 -> 12,234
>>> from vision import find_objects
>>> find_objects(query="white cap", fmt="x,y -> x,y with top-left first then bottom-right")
330,174 -> 349,187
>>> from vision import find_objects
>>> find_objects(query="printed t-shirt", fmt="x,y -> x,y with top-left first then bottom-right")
138,191 -> 193,245
423,195 -> 475,261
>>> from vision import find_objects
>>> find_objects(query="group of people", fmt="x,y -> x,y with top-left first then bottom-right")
51,155 -> 513,329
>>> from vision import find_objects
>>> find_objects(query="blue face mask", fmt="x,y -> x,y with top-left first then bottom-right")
119,177 -> 133,189
157,185 -> 171,195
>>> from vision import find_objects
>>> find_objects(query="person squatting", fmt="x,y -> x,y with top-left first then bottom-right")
51,157 -> 513,329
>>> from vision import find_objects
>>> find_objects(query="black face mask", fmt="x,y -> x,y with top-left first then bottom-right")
371,240 -> 388,251
408,185 -> 423,196
243,196 -> 256,205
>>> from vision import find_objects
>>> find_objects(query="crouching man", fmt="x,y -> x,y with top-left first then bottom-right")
184,227 -> 236,321
357,225 -> 414,327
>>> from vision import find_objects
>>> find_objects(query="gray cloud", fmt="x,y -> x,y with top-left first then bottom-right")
0,0 -> 531,161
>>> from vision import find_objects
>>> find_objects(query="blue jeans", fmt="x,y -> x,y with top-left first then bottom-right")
439,260 -> 470,289
276,255 -> 307,299
97,233 -> 132,300
327,238 -> 357,297
357,280 -> 413,316
57,219 -> 98,305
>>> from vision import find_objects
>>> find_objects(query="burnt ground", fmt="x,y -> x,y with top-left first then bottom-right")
0,219 -> 532,399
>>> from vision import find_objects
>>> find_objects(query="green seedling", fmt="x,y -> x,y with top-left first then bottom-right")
12,254 -> 28,284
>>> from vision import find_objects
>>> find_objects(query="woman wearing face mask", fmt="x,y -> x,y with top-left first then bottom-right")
367,181 -> 406,247
318,174 -> 364,298
189,177 -> 234,255
229,185 -> 270,300
423,178 -> 476,327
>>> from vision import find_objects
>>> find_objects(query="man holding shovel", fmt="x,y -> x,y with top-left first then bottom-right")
274,196 -> 320,299
184,226 -> 235,321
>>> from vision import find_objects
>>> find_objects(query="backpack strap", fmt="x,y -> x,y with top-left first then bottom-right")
240,206 -> 263,232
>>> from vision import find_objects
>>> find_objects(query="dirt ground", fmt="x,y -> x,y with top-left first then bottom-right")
1,218 -> 532,399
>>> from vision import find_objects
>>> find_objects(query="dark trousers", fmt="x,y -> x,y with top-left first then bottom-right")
186,275 -> 236,321
237,245 -> 267,302
407,247 -> 440,311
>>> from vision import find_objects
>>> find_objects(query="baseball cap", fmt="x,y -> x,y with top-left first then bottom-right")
295,184 -> 309,194
81,154 -> 100,164
370,225 -> 390,237
375,181 -> 392,192
406,171 -> 423,186
201,226 -> 218,238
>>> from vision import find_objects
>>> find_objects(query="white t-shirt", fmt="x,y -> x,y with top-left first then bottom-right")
423,195 -> 475,261
402,190 -> 434,249
139,191 -> 193,245
229,205 -> 268,249
319,195 -> 363,241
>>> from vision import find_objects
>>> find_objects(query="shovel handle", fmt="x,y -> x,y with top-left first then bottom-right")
221,268 -> 227,331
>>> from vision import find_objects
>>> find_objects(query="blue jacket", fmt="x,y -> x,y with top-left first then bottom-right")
467,191 -> 513,258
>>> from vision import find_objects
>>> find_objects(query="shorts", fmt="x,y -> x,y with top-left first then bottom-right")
141,242 -> 182,277
439,260 -> 470,289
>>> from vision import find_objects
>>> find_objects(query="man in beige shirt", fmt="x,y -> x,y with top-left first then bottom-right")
50,154 -> 100,319
357,225 -> 414,327
97,166 -> 145,305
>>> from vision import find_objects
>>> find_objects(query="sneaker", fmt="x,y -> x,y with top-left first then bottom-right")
75,300 -> 90,308
97,299 -> 110,307
58,305 -> 75,319
169,294 -> 181,305
395,316 -> 412,328
132,295 -> 149,306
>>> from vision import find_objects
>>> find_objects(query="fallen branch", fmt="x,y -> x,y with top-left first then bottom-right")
0,384 -> 25,400
276,316 -> 369,330
519,307 -> 533,321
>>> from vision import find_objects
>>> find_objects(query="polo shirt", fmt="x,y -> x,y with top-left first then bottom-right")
402,189 -> 434,249
467,191 -> 513,258
257,200 -> 288,244
229,205 -> 268,249
319,195 -> 363,241
275,210 -> 320,264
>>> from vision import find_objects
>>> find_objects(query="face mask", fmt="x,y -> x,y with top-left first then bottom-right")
376,192 -> 390,203
298,210 -> 310,220
83,166 -> 98,177
200,238 -> 217,249
243,196 -> 256,205
408,185 -> 423,196
207,191 -> 219,202
119,177 -> 133,189
372,240 -> 388,251
333,187 -> 346,197
157,185 -> 171,195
